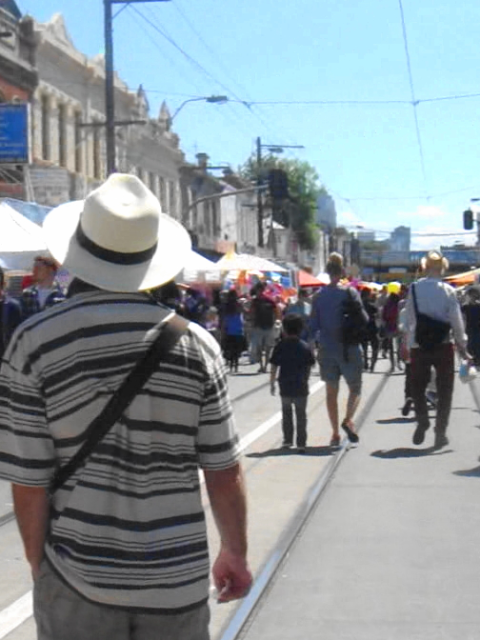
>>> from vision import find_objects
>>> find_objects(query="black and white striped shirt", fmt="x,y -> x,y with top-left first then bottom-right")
0,291 -> 240,613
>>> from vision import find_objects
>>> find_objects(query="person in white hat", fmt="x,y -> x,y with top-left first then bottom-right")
405,250 -> 470,449
0,174 -> 252,640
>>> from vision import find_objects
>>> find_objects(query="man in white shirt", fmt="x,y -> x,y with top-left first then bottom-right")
405,251 -> 470,449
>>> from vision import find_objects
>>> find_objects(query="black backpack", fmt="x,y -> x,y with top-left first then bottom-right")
254,297 -> 275,330
341,288 -> 368,354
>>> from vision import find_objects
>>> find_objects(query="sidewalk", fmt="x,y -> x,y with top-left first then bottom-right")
238,370 -> 480,640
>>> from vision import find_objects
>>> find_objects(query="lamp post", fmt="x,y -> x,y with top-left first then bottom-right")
104,0 -> 171,175
255,137 -> 304,248
168,95 -> 228,127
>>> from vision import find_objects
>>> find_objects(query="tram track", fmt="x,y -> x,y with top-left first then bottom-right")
218,368 -> 390,640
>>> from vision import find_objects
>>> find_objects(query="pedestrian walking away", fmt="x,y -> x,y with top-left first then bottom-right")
0,174 -> 252,640
310,252 -> 368,447
405,250 -> 471,449
269,313 -> 316,452
0,266 -> 22,358
250,281 -> 279,373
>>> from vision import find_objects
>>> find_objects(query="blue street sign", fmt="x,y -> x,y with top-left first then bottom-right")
0,103 -> 29,164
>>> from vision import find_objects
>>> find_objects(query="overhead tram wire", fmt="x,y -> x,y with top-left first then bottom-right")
398,0 -> 428,197
126,7 -> 254,141
126,9 -> 214,116
148,3 -> 300,146
133,5 -> 256,139
171,0 -> 300,145
158,0 -> 304,147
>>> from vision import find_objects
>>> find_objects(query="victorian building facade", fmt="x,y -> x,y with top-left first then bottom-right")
28,13 -> 184,213
0,0 -> 38,199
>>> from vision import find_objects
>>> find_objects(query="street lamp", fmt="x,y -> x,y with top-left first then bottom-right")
168,95 -> 229,127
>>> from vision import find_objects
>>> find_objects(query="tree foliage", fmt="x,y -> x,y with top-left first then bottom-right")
239,153 -> 328,251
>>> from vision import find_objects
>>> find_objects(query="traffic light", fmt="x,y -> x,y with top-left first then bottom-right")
463,209 -> 474,230
268,168 -> 289,199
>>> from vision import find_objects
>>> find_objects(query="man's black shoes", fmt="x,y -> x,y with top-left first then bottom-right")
413,422 -> 429,445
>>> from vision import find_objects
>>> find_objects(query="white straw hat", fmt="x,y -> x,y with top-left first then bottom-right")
43,173 -> 191,292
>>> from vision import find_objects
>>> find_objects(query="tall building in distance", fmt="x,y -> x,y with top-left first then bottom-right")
389,225 -> 411,252
316,192 -> 337,230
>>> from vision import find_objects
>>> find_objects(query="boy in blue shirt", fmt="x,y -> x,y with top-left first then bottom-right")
270,314 -> 316,453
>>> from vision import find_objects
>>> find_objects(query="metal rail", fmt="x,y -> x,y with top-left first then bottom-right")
219,369 -> 390,640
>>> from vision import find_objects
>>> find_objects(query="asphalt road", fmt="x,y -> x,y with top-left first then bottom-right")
0,357 -> 390,640
238,368 -> 480,640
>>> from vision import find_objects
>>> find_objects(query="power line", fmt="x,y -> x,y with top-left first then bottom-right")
167,0 -> 303,146
398,0 -> 428,195
131,5 -> 256,140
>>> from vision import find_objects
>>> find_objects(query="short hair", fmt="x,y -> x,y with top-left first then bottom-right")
326,252 -> 343,278
282,313 -> 304,337
34,255 -> 58,272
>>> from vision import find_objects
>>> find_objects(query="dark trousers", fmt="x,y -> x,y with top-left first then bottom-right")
410,344 -> 454,435
281,395 -> 308,447
361,334 -> 379,371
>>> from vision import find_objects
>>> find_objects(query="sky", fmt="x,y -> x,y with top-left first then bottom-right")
15,0 -> 480,250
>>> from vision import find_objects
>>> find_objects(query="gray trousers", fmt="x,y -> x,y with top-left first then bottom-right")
34,560 -> 210,640
281,395 -> 308,447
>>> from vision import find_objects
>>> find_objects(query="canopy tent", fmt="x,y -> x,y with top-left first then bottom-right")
315,272 -> 331,285
177,251 -> 221,284
297,269 -> 325,287
444,268 -> 480,287
216,252 -> 288,273
0,202 -> 48,270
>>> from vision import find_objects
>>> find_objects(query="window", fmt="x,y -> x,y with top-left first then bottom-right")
74,111 -> 82,173
149,172 -> 155,193
41,95 -> 50,161
93,124 -> 101,179
58,103 -> 66,167
168,180 -> 176,217
159,177 -> 167,212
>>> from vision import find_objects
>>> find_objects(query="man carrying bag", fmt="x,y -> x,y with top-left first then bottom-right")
405,250 -> 470,449
0,174 -> 252,640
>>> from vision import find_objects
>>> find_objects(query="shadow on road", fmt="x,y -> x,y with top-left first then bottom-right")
376,417 -> 415,425
453,465 -> 480,478
370,446 -> 451,459
247,446 -> 335,458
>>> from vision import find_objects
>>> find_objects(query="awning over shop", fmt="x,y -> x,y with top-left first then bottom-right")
216,252 -> 288,272
444,268 -> 480,287
0,202 -> 49,270
297,269 -> 325,287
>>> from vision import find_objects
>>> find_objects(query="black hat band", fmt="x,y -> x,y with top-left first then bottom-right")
76,223 -> 158,266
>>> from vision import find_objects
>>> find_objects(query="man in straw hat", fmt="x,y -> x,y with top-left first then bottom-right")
0,174 -> 252,639
404,249 -> 470,449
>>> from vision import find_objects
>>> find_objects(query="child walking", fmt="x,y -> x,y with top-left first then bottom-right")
270,314 -> 316,453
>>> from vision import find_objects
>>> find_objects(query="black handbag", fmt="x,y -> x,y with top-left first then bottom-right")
411,284 -> 450,351
50,314 -> 188,494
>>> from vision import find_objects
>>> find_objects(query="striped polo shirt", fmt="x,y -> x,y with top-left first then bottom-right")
0,291 -> 240,613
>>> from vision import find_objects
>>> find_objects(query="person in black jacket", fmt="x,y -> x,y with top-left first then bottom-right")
0,267 -> 22,359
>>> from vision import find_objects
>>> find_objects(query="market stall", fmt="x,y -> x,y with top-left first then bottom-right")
0,201 -> 49,271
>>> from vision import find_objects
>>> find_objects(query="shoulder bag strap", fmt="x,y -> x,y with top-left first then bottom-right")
411,283 -> 419,318
50,314 -> 189,494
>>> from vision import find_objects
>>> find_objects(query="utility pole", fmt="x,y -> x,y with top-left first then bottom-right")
256,137 -> 264,248
104,0 -> 170,175
256,137 -> 304,251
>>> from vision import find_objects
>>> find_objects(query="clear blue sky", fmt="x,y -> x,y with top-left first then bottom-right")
17,0 -> 480,249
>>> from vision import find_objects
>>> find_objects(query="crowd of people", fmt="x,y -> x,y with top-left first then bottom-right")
0,171 -> 476,640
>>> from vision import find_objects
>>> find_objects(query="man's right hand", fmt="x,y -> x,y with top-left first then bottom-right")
212,547 -> 252,603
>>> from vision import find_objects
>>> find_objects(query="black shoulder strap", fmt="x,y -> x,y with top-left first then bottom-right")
411,284 -> 419,317
50,314 -> 189,494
